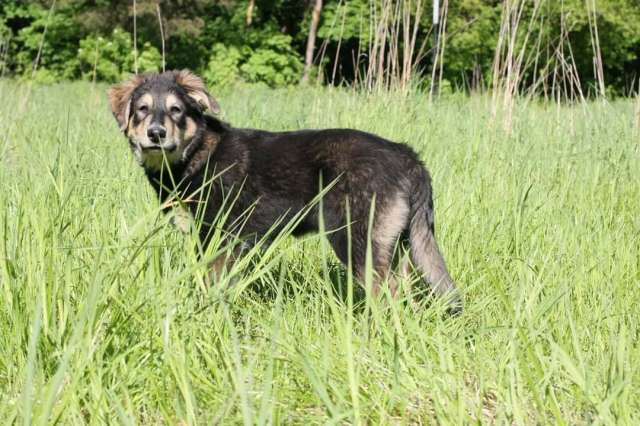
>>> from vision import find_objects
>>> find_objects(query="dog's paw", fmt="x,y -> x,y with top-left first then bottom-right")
445,291 -> 464,316
170,207 -> 194,234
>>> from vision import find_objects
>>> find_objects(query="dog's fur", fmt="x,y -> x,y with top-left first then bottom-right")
108,70 -> 461,309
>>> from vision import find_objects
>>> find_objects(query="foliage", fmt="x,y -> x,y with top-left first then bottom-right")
203,43 -> 244,87
7,2 -> 82,80
550,0 -> 640,94
318,0 -> 371,42
443,0 -> 502,90
202,34 -> 303,88
76,29 -> 161,82
0,0 -> 639,92
239,34 -> 303,87
201,7 -> 304,88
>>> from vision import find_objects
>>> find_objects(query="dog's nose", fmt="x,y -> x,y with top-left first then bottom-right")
147,124 -> 166,141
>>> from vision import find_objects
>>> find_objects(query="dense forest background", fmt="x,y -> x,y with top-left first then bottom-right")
0,0 -> 639,96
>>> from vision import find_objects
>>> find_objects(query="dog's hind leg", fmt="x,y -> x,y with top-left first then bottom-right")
327,227 -> 390,297
368,193 -> 411,297
327,193 -> 411,297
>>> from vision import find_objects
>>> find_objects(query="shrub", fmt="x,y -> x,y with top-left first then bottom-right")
203,34 -> 303,88
203,43 -> 243,87
10,3 -> 81,81
76,28 -> 161,83
239,34 -> 303,87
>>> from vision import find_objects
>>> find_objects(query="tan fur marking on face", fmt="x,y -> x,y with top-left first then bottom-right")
164,114 -> 174,141
183,116 -> 197,141
165,93 -> 179,109
107,74 -> 144,131
164,94 -> 179,141
125,116 -> 134,136
138,93 -> 153,109
125,93 -> 152,138
130,113 -> 151,139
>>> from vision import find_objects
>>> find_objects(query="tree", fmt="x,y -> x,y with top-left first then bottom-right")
246,0 -> 255,26
302,0 -> 322,83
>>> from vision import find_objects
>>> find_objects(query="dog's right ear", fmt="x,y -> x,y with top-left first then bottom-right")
174,70 -> 221,115
107,75 -> 144,132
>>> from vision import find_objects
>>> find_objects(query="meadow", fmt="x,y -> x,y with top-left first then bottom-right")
0,80 -> 638,424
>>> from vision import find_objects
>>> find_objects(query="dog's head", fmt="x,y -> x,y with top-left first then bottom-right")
107,70 -> 220,170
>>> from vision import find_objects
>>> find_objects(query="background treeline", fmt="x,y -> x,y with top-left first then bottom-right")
0,0 -> 639,96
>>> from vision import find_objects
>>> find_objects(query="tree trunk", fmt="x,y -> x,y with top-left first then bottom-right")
246,0 -> 255,26
302,0 -> 323,83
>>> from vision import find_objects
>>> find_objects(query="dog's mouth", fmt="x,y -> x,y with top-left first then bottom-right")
140,143 -> 177,153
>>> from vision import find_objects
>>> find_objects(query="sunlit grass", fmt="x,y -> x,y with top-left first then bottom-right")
0,80 -> 638,424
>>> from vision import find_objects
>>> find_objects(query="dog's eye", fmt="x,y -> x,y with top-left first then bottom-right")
170,105 -> 182,114
138,105 -> 148,113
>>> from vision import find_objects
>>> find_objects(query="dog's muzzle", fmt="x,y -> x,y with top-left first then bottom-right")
147,123 -> 166,142
139,124 -> 177,152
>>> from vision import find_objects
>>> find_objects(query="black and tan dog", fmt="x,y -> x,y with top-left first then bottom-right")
108,70 -> 461,310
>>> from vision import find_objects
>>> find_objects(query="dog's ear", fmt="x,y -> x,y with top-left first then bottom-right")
107,75 -> 144,131
174,70 -> 221,115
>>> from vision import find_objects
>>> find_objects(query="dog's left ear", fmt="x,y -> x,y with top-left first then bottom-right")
107,74 -> 144,132
174,70 -> 221,115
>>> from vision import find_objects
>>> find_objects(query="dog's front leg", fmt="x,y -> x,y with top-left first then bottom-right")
207,243 -> 245,286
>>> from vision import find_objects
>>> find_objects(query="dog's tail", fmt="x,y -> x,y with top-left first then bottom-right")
407,167 -> 462,312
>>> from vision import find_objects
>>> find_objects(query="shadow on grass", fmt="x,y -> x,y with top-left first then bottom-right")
240,258 -> 368,310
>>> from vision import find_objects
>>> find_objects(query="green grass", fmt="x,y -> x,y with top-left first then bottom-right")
0,80 -> 638,424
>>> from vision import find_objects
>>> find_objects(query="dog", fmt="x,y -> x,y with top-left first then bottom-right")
108,70 -> 461,311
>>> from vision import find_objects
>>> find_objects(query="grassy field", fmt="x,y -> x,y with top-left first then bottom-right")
0,80 -> 638,424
